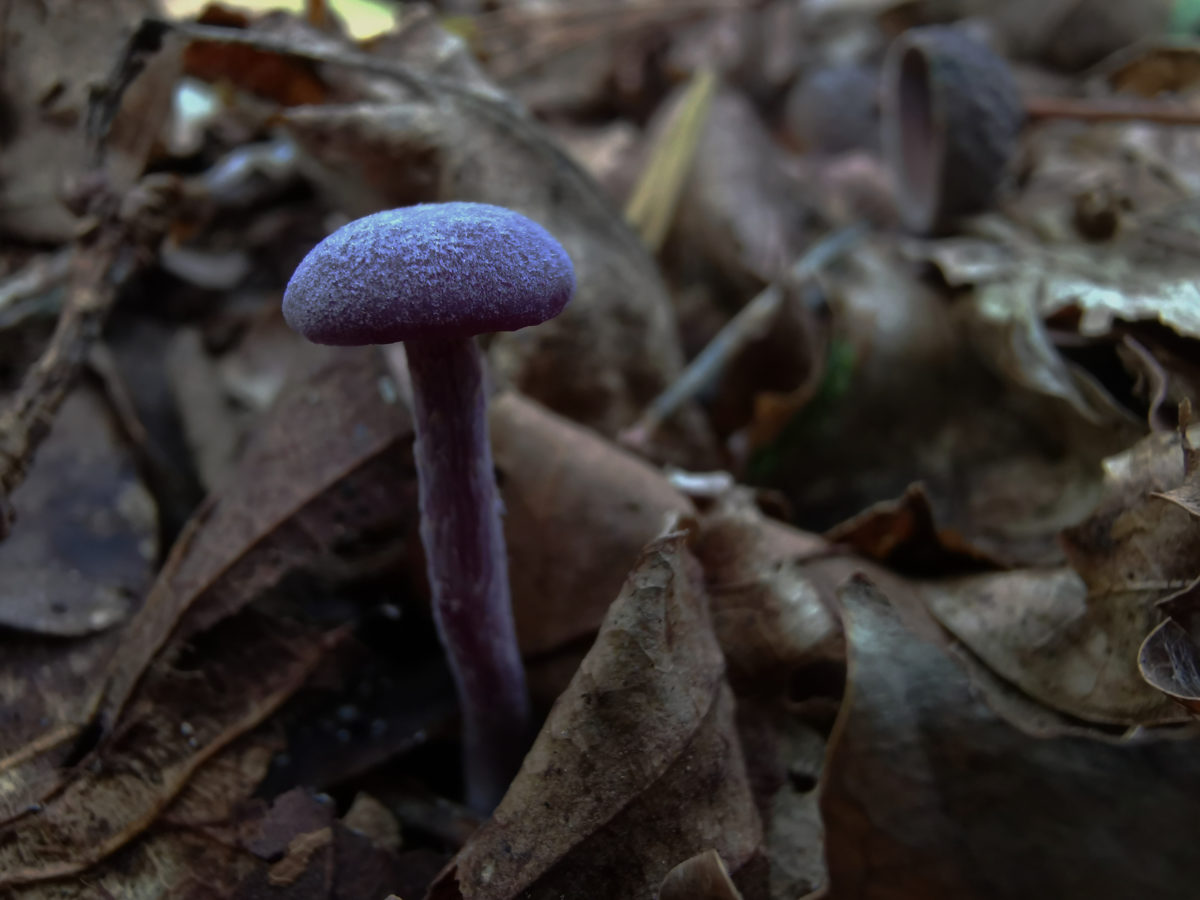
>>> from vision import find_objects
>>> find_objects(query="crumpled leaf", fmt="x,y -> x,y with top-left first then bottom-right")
915,229 -> 1200,427
1061,426 -> 1200,598
491,392 -> 694,655
692,490 -> 840,690
0,612 -> 333,887
429,533 -> 764,900
823,575 -> 1200,900
916,427 -> 1200,725
826,483 -> 1006,575
659,849 -> 745,900
1139,617 -> 1200,715
920,567 -> 1179,725
100,348 -> 419,726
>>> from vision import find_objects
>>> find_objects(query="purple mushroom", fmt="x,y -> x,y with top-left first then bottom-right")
283,202 -> 575,811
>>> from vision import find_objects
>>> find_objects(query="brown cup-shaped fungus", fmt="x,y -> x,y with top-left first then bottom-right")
882,26 -> 1024,235
283,202 -> 575,811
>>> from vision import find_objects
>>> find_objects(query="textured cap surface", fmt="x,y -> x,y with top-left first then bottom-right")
283,202 -> 575,345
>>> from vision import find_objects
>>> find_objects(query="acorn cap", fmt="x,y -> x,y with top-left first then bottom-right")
882,27 -> 1024,235
283,202 -> 575,345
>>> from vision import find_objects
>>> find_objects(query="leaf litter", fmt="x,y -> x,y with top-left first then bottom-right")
4,0 -> 1200,897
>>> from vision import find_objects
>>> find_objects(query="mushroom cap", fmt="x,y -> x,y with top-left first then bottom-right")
283,202 -> 575,345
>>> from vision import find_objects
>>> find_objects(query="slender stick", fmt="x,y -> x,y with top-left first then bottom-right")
1025,95 -> 1200,127
621,224 -> 865,449
403,337 -> 531,812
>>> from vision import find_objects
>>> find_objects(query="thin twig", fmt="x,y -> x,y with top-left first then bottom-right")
0,176 -> 178,539
0,250 -> 73,315
1026,95 -> 1200,127
620,224 -> 867,449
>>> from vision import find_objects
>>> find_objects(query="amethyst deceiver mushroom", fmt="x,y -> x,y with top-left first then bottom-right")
283,202 -> 575,811
881,27 -> 1024,235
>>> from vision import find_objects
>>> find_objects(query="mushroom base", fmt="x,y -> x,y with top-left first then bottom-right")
403,337 -> 533,812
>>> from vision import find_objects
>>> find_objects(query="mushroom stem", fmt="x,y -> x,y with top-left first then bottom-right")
404,337 -> 531,812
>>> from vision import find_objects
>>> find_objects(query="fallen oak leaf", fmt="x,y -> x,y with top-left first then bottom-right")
0,612 -> 336,887
823,575 -> 1200,900
919,567 -> 1182,725
490,392 -> 694,656
428,532 -> 763,900
99,347 -> 418,728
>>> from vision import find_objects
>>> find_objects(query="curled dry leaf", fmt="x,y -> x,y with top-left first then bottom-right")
100,348 -> 419,726
823,575 -> 1200,900
0,613 -> 332,887
825,483 -> 1006,575
919,567 -> 1181,725
692,490 -> 840,690
491,392 -> 694,655
1061,427 -> 1200,598
429,533 -> 763,900
916,427 -> 1200,726
659,849 -> 745,900
1138,618 -> 1200,716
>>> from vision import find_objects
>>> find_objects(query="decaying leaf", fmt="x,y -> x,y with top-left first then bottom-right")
0,387 -> 155,636
491,392 -> 694,655
1139,617 -> 1200,715
663,86 -> 811,291
693,491 -> 841,689
825,483 -> 1005,575
920,567 -> 1181,724
1061,426 -> 1200,598
659,849 -> 745,900
0,612 -> 333,886
100,348 -> 418,726
0,0 -> 163,241
429,533 -> 764,900
823,575 -> 1200,900
0,387 -> 157,822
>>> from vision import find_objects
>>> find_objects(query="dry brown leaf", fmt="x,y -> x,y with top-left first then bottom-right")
1138,618 -> 1200,715
100,347 -> 418,726
659,849 -> 745,900
693,491 -> 841,690
182,6 -> 330,106
920,567 -> 1181,725
0,613 -> 332,887
823,575 -> 1200,900
429,533 -> 763,900
663,86 -> 811,291
0,0 -> 162,241
0,387 -> 157,822
491,392 -> 694,655
825,483 -> 1006,575
1061,427 -> 1200,598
